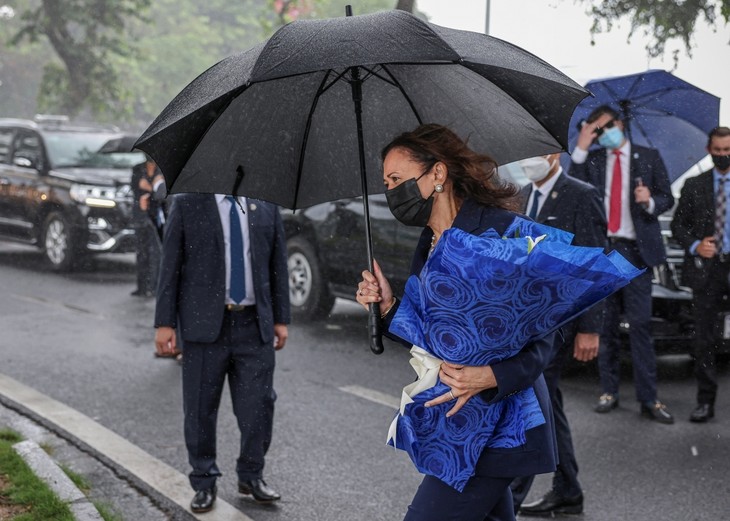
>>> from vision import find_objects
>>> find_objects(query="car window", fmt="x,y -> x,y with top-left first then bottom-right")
12,132 -> 44,170
41,131 -> 144,169
0,128 -> 14,164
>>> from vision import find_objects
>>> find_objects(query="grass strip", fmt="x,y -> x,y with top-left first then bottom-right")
0,429 -> 74,521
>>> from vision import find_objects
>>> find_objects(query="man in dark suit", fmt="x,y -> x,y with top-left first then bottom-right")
154,193 -> 290,513
671,126 -> 730,422
570,105 -> 675,424
510,153 -> 607,517
130,155 -> 164,298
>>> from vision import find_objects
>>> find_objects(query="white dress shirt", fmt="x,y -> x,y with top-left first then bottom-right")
572,142 -> 655,240
527,168 -> 563,218
215,194 -> 256,306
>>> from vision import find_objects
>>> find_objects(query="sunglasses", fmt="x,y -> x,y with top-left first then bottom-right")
594,119 -> 617,137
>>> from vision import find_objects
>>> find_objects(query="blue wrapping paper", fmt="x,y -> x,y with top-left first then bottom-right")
388,217 -> 642,491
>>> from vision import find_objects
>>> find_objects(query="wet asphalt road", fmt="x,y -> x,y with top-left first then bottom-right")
0,241 -> 728,521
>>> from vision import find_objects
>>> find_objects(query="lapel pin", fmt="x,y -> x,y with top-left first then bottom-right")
249,203 -> 257,211
633,152 -> 639,159
551,191 -> 558,199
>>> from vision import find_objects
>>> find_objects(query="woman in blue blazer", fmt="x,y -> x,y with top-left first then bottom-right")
356,124 -> 558,521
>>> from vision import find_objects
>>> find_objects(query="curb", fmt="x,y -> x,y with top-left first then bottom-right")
12,439 -> 104,521
0,373 -> 254,521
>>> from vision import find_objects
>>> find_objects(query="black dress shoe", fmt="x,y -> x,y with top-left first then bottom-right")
239,478 -> 281,503
689,403 -> 714,423
190,487 -> 216,513
519,490 -> 583,517
594,393 -> 618,413
640,400 -> 674,424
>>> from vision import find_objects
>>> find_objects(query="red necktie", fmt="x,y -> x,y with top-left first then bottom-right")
608,150 -> 622,233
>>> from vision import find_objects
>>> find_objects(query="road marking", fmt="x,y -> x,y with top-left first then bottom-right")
10,293 -> 105,318
339,385 -> 399,409
0,373 -> 254,521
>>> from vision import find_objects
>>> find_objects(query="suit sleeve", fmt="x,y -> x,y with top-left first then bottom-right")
480,332 -> 559,404
568,156 -> 590,184
154,196 -> 184,328
647,149 -> 674,216
574,185 -> 607,333
670,178 -> 699,251
270,207 -> 291,325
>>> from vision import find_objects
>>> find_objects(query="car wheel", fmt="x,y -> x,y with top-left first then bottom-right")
287,236 -> 335,320
41,212 -> 76,271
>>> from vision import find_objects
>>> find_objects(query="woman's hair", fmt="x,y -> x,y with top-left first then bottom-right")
381,124 -> 520,211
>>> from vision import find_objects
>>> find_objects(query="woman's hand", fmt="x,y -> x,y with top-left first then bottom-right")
355,259 -> 394,311
426,362 -> 497,417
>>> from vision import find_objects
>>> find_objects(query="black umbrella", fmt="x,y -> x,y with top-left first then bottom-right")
97,134 -> 140,154
135,8 -> 588,354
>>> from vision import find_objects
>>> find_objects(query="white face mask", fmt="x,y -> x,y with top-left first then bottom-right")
520,156 -> 555,183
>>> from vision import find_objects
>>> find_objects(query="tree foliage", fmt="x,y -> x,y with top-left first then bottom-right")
3,0 -> 399,126
579,0 -> 730,60
10,0 -> 151,119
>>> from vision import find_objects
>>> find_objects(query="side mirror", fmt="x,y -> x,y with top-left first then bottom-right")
13,156 -> 37,169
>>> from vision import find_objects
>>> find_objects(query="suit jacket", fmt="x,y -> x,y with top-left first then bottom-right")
570,144 -> 674,267
670,169 -> 716,290
520,173 -> 607,334
384,199 -> 559,478
154,193 -> 290,344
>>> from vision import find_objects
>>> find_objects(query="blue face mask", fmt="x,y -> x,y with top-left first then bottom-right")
598,126 -> 624,150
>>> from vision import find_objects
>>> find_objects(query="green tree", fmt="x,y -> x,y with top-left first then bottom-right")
10,0 -> 151,120
579,0 -> 730,59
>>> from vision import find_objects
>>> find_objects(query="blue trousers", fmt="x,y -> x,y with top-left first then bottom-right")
598,241 -> 657,403
182,308 -> 275,491
405,473 -> 515,521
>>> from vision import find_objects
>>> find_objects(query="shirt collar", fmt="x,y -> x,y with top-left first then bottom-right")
216,194 -> 246,205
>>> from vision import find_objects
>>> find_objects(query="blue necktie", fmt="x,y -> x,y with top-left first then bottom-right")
528,190 -> 541,220
227,196 -> 246,303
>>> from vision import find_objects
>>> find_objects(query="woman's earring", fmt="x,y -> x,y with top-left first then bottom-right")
434,184 -> 444,193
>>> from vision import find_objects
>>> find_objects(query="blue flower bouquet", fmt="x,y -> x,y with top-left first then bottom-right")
387,216 -> 642,491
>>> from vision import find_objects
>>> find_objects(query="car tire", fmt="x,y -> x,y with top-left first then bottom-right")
41,212 -> 76,272
287,236 -> 335,321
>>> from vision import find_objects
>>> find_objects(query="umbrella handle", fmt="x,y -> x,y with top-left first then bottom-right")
368,303 -> 384,354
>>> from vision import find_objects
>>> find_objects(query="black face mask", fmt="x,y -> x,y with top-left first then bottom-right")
385,172 -> 435,227
712,154 -> 730,172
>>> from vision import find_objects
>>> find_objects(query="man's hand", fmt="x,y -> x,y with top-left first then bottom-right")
573,332 -> 599,362
139,193 -> 150,211
576,121 -> 598,151
426,363 -> 497,417
697,236 -> 718,259
273,324 -> 288,351
155,326 -> 177,356
634,183 -> 651,206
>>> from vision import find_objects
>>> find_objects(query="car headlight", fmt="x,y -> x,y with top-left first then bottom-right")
69,184 -> 117,208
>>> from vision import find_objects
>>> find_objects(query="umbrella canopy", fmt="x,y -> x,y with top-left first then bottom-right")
567,70 -> 720,183
97,134 -> 140,154
135,9 -> 587,206
135,8 -> 588,354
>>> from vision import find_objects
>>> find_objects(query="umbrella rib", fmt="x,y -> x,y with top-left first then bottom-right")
380,64 -> 423,125
292,70 -> 335,209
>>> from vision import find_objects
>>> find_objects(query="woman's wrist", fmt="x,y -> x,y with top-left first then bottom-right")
380,296 -> 397,318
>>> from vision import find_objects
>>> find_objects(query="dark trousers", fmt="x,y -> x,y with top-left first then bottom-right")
135,218 -> 161,293
510,328 -> 581,510
182,308 -> 275,491
691,259 -> 730,405
405,473 -> 515,521
598,241 -> 657,403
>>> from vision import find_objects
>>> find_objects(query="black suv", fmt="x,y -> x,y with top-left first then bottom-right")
282,180 -> 701,356
0,116 -> 141,270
